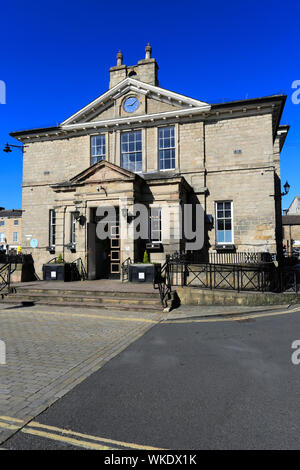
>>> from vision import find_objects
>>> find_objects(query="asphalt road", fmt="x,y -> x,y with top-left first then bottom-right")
3,308 -> 300,450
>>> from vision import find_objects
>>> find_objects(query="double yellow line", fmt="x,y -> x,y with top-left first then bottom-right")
0,416 -> 164,450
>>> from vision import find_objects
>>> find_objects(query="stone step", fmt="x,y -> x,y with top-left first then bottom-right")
15,288 -> 159,299
1,292 -> 161,307
0,296 -> 162,312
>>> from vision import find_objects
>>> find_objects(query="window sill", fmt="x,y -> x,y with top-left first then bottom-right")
215,244 -> 236,252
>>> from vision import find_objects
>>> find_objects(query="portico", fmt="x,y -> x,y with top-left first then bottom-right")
50,160 -> 190,280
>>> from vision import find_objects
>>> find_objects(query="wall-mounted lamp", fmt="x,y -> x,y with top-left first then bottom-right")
73,209 -> 81,220
281,181 -> 290,196
3,142 -> 26,153
73,209 -> 86,226
96,185 -> 107,196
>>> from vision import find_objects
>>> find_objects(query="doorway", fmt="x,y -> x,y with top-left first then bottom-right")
88,207 -> 120,279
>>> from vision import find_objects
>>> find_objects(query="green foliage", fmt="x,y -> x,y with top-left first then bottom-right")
143,250 -> 150,264
57,253 -> 63,264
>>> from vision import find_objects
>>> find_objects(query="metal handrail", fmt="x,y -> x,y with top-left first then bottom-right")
0,262 -> 17,294
154,260 -> 172,309
70,258 -> 88,281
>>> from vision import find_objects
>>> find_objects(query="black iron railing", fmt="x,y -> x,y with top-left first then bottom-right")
70,258 -> 88,281
154,260 -> 172,309
171,251 -> 276,265
121,257 -> 132,282
164,253 -> 300,294
0,262 -> 17,294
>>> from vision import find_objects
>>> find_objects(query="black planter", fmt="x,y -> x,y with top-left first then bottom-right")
128,263 -> 161,283
42,263 -> 72,281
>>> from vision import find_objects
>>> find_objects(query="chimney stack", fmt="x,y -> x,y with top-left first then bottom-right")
145,43 -> 152,60
116,50 -> 123,67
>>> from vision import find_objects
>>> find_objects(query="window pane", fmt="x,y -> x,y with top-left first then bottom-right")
217,231 -> 224,243
158,126 -> 175,170
91,135 -> 105,164
217,220 -> 224,230
225,219 -> 232,230
121,131 -> 142,173
225,231 -> 232,243
216,202 -> 233,244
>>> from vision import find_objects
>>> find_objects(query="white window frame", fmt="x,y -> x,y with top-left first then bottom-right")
121,130 -> 142,173
158,125 -> 175,171
91,134 -> 106,165
0,233 -> 4,242
14,219 -> 19,226
149,208 -> 162,242
13,232 -> 18,243
49,209 -> 56,247
215,201 -> 234,245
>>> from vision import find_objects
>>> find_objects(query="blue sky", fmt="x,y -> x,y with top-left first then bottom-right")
0,0 -> 299,210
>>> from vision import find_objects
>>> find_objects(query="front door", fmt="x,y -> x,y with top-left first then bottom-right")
92,207 -> 120,279
109,222 -> 120,279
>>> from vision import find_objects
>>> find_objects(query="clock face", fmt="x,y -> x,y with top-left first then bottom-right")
123,97 -> 139,113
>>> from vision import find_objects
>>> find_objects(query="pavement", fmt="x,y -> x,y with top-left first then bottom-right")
1,301 -> 300,449
0,303 -> 162,444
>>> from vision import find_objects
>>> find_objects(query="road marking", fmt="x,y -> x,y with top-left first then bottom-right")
22,427 -> 114,450
0,422 -> 20,431
0,416 -> 25,423
0,416 -> 165,450
0,308 -> 158,324
162,307 -> 300,324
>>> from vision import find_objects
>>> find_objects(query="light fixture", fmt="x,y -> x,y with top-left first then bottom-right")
73,209 -> 80,220
3,142 -> 25,153
281,181 -> 290,196
3,143 -> 12,153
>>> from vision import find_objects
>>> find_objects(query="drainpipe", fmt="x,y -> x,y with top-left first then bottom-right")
62,206 -> 67,260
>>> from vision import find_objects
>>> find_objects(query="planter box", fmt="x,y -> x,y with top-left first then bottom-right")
42,263 -> 72,282
128,263 -> 161,283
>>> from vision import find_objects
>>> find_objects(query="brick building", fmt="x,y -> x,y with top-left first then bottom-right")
10,45 -> 289,278
0,209 -> 22,252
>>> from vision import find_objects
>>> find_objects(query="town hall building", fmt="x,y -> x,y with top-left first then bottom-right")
10,44 -> 289,279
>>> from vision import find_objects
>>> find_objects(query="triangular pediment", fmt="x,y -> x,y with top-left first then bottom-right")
70,160 -> 136,185
61,78 -> 210,126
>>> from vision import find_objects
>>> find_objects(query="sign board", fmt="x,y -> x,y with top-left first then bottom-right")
138,272 -> 145,280
30,239 -> 38,248
51,271 -> 56,279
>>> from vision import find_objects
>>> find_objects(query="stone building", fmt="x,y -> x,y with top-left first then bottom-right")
10,45 -> 289,279
0,209 -> 22,251
284,196 -> 300,215
282,215 -> 300,253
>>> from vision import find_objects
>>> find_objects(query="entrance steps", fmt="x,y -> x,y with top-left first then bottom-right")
0,286 -> 163,312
